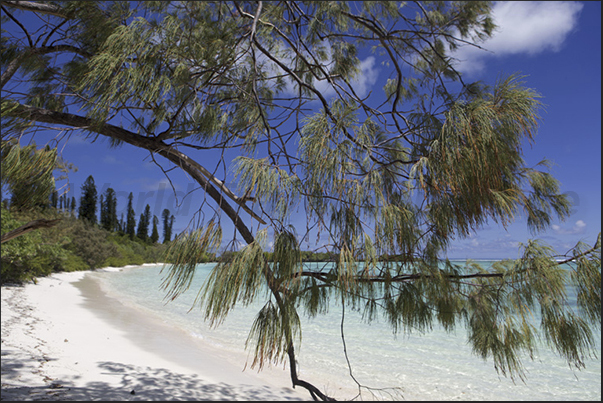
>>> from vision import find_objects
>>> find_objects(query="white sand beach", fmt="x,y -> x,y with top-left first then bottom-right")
1,268 -> 307,401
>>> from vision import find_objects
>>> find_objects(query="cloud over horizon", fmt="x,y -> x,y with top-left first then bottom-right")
451,1 -> 584,75
552,219 -> 587,235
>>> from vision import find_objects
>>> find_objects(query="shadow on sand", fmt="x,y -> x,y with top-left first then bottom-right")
1,351 -> 305,401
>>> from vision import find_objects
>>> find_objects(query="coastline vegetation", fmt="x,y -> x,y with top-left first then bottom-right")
0,205 -> 168,284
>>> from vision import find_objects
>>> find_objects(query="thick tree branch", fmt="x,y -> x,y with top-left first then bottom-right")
0,1 -> 69,18
1,218 -> 60,244
6,103 -> 266,241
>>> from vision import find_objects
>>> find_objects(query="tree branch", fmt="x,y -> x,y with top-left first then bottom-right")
5,103 -> 266,241
1,45 -> 91,90
1,218 -> 61,244
0,1 -> 69,18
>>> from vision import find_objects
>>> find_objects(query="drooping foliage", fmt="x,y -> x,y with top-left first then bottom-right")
1,2 -> 600,400
1,139 -> 57,211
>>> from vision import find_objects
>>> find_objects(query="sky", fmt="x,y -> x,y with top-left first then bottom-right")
3,1 -> 601,259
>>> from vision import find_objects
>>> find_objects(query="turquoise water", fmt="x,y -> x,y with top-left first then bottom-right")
90,263 -> 601,401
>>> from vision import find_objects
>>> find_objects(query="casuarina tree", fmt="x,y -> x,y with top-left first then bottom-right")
1,2 -> 600,400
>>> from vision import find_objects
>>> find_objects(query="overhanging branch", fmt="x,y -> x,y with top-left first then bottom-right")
0,1 -> 69,18
5,103 -> 266,242
1,218 -> 61,244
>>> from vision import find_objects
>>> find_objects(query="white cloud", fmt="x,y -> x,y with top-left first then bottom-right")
451,1 -> 583,75
296,55 -> 379,99
138,178 -> 182,192
266,40 -> 379,99
551,219 -> 587,235
355,56 -> 379,97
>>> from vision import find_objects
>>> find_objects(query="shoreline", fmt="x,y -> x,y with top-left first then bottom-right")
1,268 -> 307,401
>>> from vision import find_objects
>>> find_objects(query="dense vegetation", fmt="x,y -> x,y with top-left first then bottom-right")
0,144 -> 180,283
1,205 -> 168,284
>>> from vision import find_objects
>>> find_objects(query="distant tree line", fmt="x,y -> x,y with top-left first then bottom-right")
6,172 -> 176,244
74,174 -> 175,244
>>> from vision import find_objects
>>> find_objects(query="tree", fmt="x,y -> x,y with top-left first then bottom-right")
126,192 -> 136,240
1,140 -> 57,211
136,204 -> 152,242
50,189 -> 58,208
78,175 -> 97,224
100,187 -> 118,232
1,140 -> 61,243
118,213 -> 125,234
1,2 -> 600,400
162,208 -> 173,243
150,215 -> 160,244
70,196 -> 76,216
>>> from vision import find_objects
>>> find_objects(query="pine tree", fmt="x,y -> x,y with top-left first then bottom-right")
162,208 -> 172,243
50,190 -> 58,208
99,194 -> 104,223
126,192 -> 136,239
150,215 -> 159,243
136,204 -> 151,242
78,175 -> 97,224
100,187 -> 118,232
118,213 -> 125,234
70,197 -> 76,216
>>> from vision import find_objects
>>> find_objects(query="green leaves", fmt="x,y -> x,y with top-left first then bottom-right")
2,2 -> 600,398
1,140 -> 58,211
245,299 -> 301,370
161,222 -> 222,302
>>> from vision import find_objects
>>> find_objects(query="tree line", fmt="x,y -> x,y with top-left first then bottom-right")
47,174 -> 176,244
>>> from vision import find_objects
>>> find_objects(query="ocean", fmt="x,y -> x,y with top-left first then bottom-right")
87,262 -> 601,401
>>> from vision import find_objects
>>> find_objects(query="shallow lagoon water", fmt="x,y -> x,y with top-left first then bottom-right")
90,262 -> 601,401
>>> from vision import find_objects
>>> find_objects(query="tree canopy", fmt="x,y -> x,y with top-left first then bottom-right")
1,1 -> 600,400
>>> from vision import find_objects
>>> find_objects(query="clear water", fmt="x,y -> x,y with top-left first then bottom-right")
89,262 -> 601,401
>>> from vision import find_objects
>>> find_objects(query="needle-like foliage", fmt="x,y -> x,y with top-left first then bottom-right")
2,2 -> 599,400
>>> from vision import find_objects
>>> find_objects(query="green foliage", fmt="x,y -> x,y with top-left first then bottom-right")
126,192 -> 136,239
0,205 -> 169,284
162,222 -> 222,302
65,218 -> 119,269
2,1 -> 600,399
78,175 -> 97,224
1,139 -> 57,211
1,208 -> 86,283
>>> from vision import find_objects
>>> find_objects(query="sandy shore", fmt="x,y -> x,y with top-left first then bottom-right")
1,268 -> 307,401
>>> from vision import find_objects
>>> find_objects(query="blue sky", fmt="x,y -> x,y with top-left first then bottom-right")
3,1 -> 601,259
